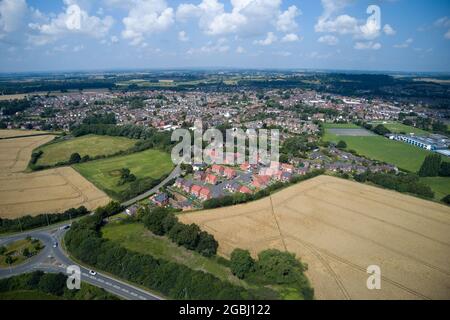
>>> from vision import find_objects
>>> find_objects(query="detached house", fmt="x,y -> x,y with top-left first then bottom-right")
191,185 -> 203,197
205,174 -> 219,185
199,187 -> 212,201
223,167 -> 237,179
252,175 -> 271,189
152,193 -> 169,207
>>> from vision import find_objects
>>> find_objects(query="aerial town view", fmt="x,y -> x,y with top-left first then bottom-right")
0,0 -> 449,313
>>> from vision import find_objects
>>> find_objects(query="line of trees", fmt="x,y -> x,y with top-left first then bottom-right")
141,207 -> 218,257
354,171 -> 434,199
0,206 -> 89,234
0,271 -> 118,300
65,204 -> 253,300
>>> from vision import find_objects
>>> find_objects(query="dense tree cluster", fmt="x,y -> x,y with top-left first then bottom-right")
0,99 -> 32,116
418,154 -> 444,177
30,150 -> 43,165
65,205 -> 251,300
0,271 -> 117,300
230,249 -> 314,300
83,113 -> 117,125
0,206 -> 89,234
117,168 -> 136,186
141,207 -> 218,257
354,172 -> 434,199
281,135 -> 317,159
372,124 -> 391,136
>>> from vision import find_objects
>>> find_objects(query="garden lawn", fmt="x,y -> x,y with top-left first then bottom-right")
36,135 -> 137,166
73,148 -> 173,195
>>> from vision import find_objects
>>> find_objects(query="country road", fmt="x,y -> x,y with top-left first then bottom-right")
121,165 -> 181,207
0,226 -> 164,300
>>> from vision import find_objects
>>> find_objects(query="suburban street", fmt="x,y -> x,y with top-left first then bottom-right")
0,226 -> 163,301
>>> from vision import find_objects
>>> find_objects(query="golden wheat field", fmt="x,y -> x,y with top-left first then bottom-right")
0,129 -> 51,138
180,175 -> 450,300
0,133 -> 110,218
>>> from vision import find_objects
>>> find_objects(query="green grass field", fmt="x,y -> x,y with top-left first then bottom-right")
0,239 -> 43,268
322,123 -> 361,129
369,122 -> 429,136
36,135 -> 137,166
419,177 -> 450,200
323,133 -> 442,172
102,222 -> 244,286
73,149 -> 174,195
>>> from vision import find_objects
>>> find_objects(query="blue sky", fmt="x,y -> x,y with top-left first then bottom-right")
0,0 -> 449,73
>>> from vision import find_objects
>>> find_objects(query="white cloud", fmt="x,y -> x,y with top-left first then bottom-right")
276,5 -> 300,33
122,0 -> 174,46
236,46 -> 246,54
315,1 -> 390,44
178,30 -> 189,42
254,32 -> 277,46
28,2 -> 114,45
0,0 -> 27,34
383,24 -> 396,36
318,35 -> 339,45
434,16 -> 450,28
176,0 -> 299,38
187,37 -> 230,54
274,51 -> 292,57
394,38 -> 413,48
354,41 -> 381,50
434,17 -> 450,40
281,33 -> 300,42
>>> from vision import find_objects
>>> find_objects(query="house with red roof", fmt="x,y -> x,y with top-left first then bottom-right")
191,185 -> 203,197
199,188 -> 212,201
205,174 -> 219,185
252,175 -> 271,189
239,186 -> 253,195
223,167 -> 236,179
211,164 -> 224,175
240,162 -> 251,172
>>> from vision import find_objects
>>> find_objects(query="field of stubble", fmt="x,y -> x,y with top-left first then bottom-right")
0,133 -> 110,218
180,175 -> 450,300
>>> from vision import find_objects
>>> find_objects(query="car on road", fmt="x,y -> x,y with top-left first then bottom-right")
89,270 -> 97,276
53,242 -> 58,248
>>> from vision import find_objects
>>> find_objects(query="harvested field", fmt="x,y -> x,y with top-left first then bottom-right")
0,135 -> 55,173
0,134 -> 110,218
0,167 -> 110,218
0,129 -> 52,139
180,175 -> 450,300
